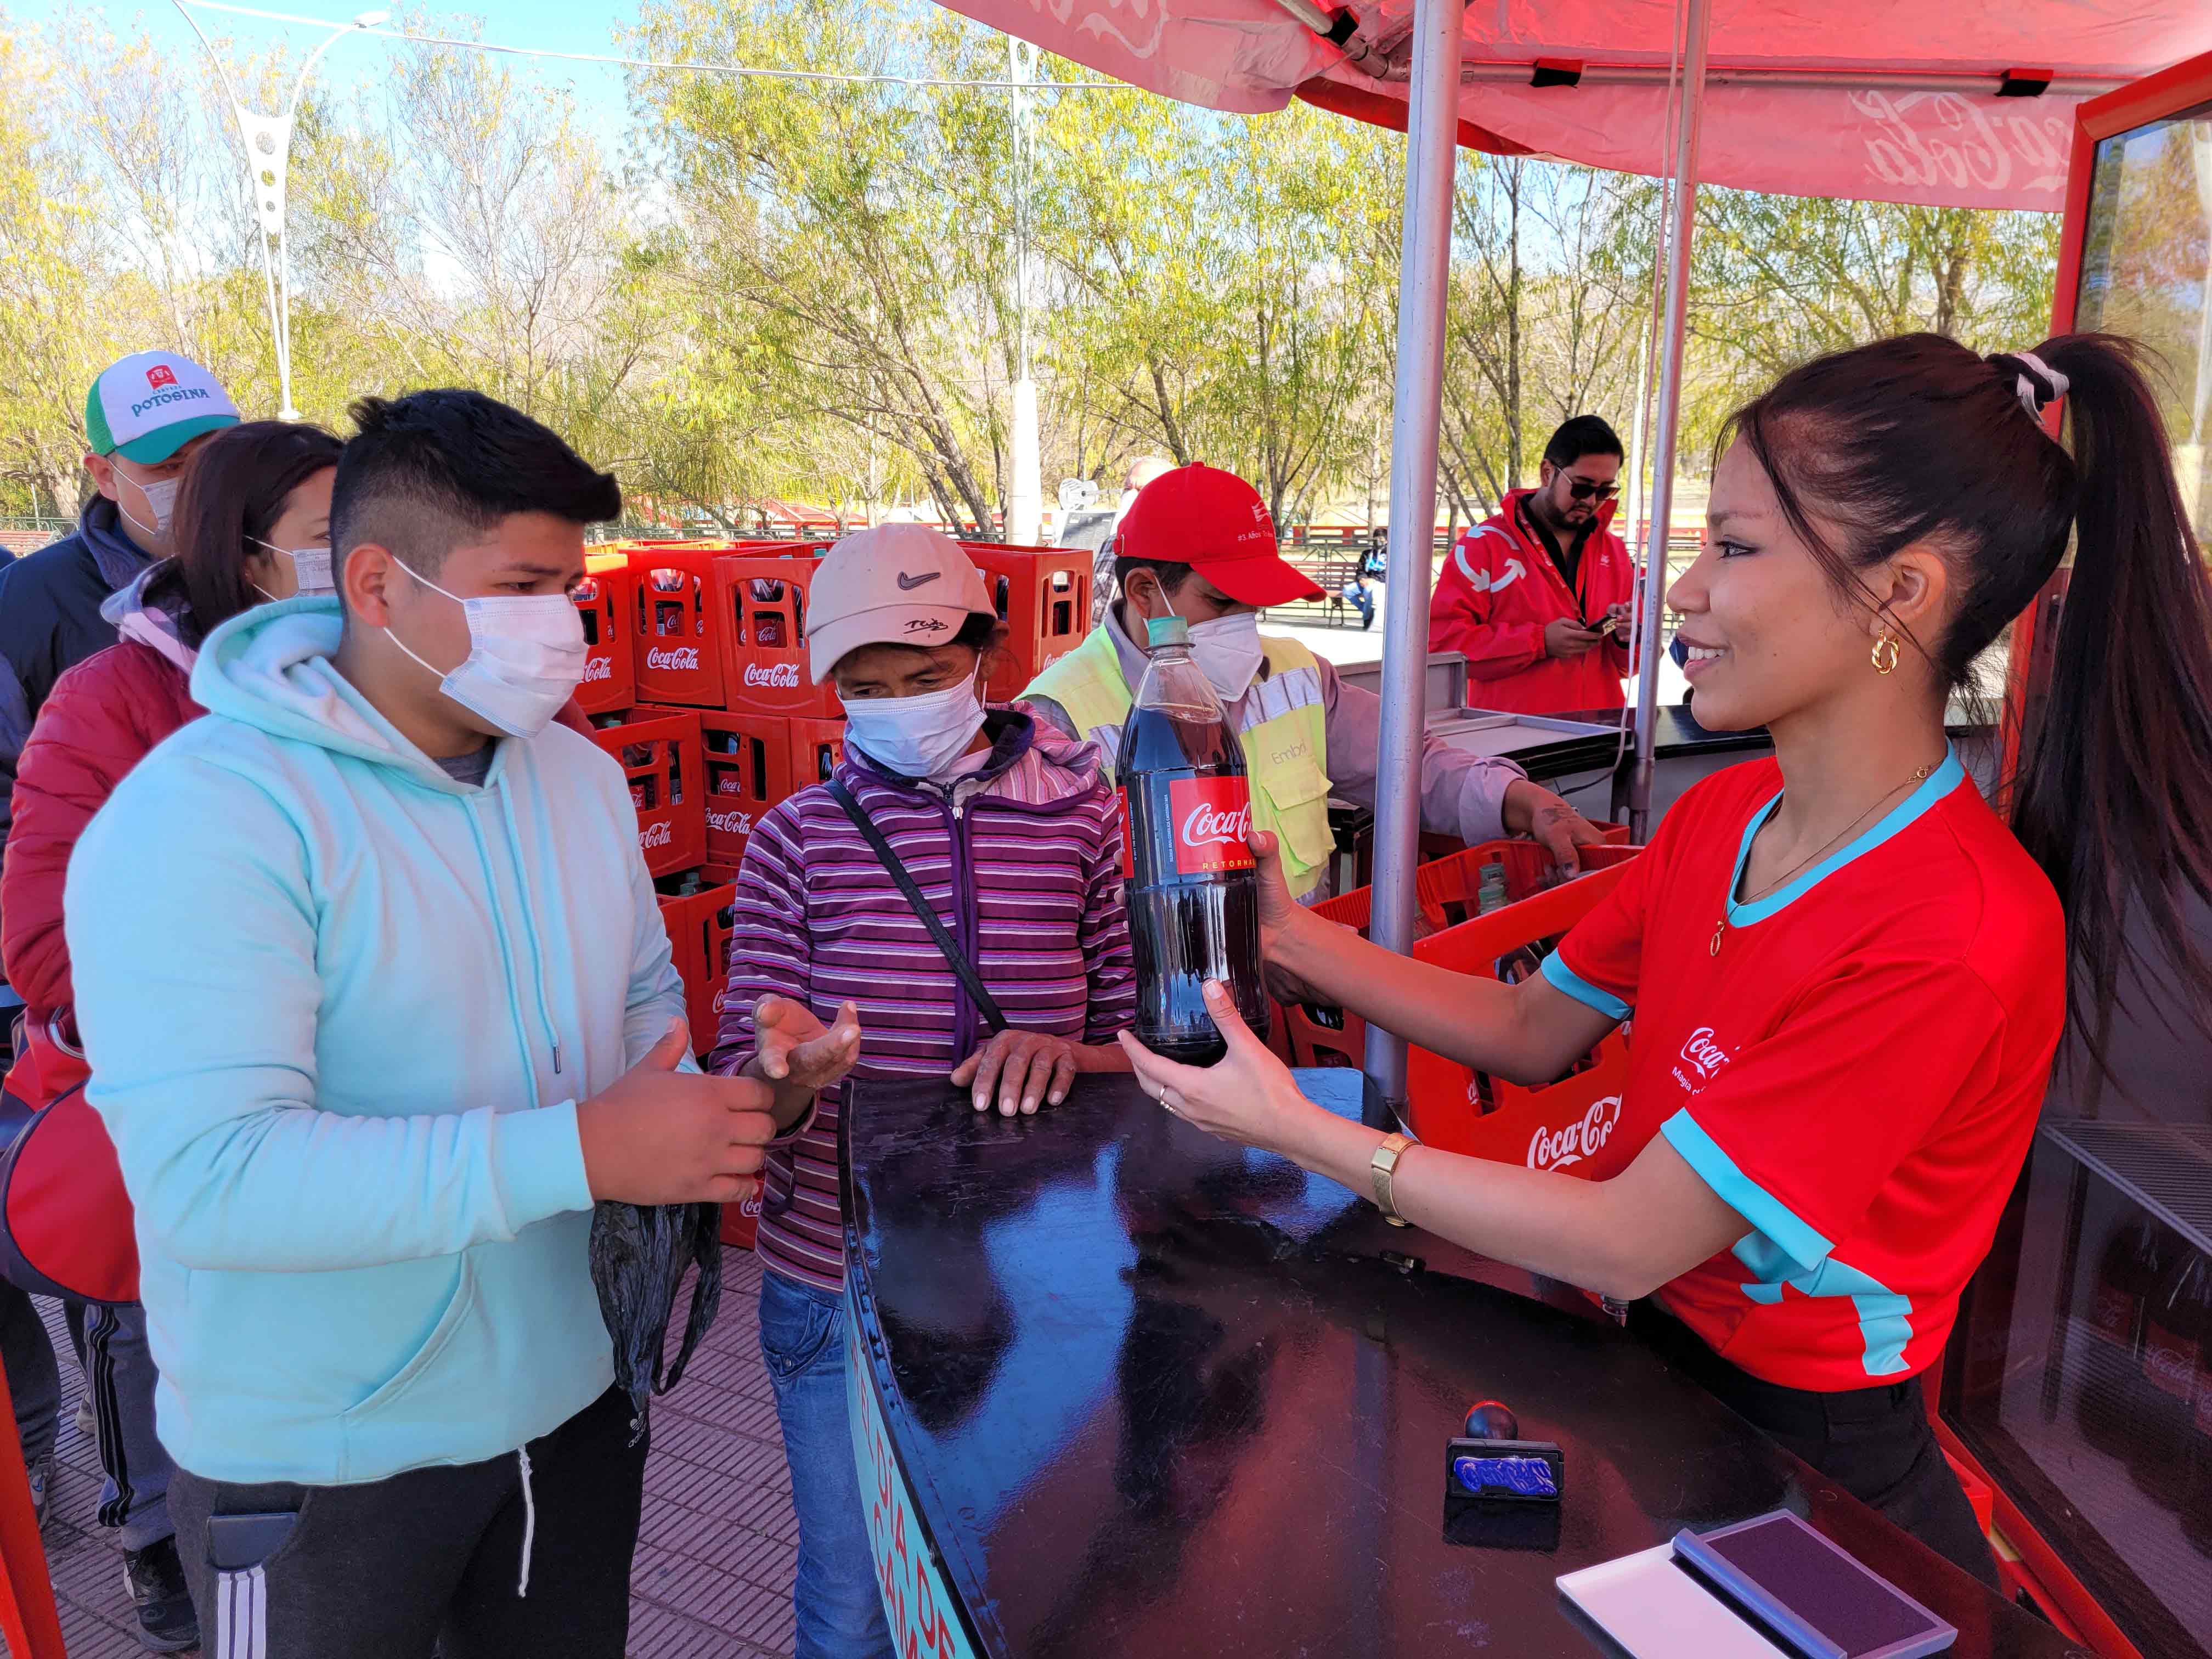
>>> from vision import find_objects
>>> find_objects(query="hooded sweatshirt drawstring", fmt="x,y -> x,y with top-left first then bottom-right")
493,764 -> 565,1076
515,1444 -> 538,1597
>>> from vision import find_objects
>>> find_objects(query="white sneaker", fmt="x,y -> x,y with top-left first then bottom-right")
27,1454 -> 51,1527
73,1394 -> 95,1441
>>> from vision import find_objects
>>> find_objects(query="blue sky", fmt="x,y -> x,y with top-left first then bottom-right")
15,0 -> 651,146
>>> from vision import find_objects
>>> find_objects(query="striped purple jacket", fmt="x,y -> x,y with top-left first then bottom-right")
711,711 -> 1136,1294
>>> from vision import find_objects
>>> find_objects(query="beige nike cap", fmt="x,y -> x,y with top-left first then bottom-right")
806,524 -> 997,684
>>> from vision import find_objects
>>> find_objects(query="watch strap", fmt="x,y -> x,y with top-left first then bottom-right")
1369,1132 -> 1414,1227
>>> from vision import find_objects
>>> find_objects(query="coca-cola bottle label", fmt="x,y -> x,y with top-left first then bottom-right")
2145,1320 -> 2199,1400
1166,777 -> 1256,875
1118,791 -> 1135,881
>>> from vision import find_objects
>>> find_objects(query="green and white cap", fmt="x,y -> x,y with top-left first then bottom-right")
84,351 -> 240,464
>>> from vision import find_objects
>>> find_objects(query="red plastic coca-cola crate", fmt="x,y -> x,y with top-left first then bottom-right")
712,548 -> 840,717
572,551 -> 635,715
692,709 -> 794,867
628,544 -> 740,707
961,543 -> 1092,701
590,709 -> 706,876
720,1179 -> 764,1250
657,878 -> 737,1058
1402,851 -> 1644,1173
787,715 -> 847,791
1278,832 -> 1632,1070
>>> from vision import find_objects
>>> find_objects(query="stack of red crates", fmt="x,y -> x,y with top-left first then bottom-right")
579,534 -> 1098,1246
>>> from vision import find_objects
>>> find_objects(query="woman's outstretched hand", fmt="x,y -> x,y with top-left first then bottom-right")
1116,980 -> 1321,1157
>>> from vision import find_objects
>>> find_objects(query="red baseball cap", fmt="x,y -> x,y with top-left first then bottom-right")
1114,464 -> 1324,607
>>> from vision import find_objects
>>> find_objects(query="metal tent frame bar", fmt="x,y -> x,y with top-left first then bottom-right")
1365,0 -> 1715,1101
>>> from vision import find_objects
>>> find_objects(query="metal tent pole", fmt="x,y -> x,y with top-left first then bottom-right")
1628,0 -> 1712,840
1362,0 -> 1464,1106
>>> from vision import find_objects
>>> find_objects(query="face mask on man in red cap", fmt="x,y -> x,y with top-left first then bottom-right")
1111,465 -> 1323,703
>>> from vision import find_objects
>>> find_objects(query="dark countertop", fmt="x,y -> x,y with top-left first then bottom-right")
841,1071 -> 2089,1659
1486,704 -> 1771,783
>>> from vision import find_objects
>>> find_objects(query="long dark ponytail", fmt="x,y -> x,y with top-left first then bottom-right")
1728,331 -> 2212,1094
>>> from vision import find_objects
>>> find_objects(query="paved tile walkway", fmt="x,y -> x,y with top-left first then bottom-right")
23,1250 -> 799,1658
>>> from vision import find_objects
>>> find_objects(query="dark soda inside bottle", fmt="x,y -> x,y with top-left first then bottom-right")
1116,616 -> 1271,1065
2078,1215 -> 2166,1457
2133,1245 -> 2211,1510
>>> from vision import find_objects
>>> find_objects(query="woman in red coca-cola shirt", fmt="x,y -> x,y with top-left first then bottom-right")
1120,332 -> 2212,1588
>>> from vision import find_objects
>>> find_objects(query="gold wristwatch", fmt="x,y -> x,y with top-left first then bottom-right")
1369,1132 -> 1414,1227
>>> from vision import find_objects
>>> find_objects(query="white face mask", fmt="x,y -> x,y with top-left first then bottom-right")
117,474 -> 180,541
843,676 -> 986,780
252,538 -> 335,600
1165,598 -> 1264,703
383,560 -> 587,739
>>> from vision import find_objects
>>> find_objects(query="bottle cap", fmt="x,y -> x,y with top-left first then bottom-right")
1146,616 -> 1191,648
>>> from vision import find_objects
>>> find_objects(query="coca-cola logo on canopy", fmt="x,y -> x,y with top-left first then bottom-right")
646,646 -> 701,672
1164,777 -> 1256,876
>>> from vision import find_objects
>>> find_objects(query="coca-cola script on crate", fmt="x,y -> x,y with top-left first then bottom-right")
625,544 -> 740,707
571,551 -> 635,715
691,709 -> 796,867
589,709 -> 706,877
713,549 -> 841,718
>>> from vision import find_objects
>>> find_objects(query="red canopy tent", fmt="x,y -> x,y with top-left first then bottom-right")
930,0 -> 2206,211
923,0 -> 2212,1100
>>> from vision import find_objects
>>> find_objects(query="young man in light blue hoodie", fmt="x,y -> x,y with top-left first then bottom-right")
64,390 -> 856,1659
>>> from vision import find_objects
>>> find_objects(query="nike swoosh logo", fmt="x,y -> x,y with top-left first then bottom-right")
895,571 -> 941,591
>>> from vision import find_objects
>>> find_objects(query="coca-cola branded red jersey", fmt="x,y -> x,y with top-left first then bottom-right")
1540,754 -> 2066,1390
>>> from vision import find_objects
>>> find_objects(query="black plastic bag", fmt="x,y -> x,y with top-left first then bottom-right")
589,1200 -> 723,1445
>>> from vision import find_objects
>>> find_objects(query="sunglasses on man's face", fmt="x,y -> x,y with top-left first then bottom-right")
1562,475 -> 1618,502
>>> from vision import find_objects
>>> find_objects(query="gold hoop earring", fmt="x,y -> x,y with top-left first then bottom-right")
1871,633 -> 1901,676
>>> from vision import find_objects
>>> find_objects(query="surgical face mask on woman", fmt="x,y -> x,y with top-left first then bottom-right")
843,673 -> 988,781
383,558 -> 588,739
249,538 -> 336,602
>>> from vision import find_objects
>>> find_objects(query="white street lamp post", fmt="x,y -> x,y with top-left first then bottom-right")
1004,33 -> 1043,546
173,3 -> 388,420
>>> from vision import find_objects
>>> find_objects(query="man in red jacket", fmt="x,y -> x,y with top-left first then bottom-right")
1431,415 -> 1636,714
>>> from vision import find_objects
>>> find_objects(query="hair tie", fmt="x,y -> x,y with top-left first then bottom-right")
1987,349 -> 2068,423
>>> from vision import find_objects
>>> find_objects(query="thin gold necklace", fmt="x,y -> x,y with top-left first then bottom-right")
1711,761 -> 1938,956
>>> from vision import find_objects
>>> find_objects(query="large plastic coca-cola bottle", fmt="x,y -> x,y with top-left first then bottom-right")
2184,1293 -> 2212,1555
1116,616 -> 1271,1064
2132,1246 -> 2210,1510
2077,1215 -> 2169,1456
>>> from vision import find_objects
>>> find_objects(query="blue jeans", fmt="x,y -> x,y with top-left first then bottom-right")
759,1273 -> 893,1659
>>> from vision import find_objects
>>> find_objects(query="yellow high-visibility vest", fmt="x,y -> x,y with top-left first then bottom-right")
1026,625 -> 1335,899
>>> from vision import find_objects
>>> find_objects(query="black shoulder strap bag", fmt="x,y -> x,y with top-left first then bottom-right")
825,780 -> 1008,1035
